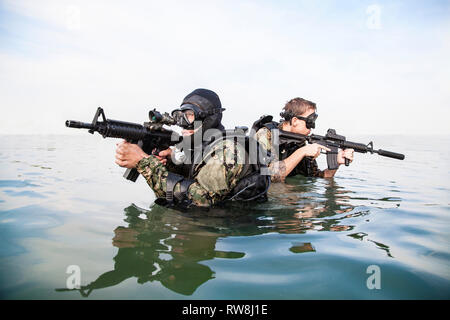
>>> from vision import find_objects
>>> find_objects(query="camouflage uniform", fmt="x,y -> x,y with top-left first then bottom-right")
137,139 -> 245,207
255,127 -> 324,180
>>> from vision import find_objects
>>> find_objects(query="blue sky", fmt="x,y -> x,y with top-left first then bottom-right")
0,0 -> 449,135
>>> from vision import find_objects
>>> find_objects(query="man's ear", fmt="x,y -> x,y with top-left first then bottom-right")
291,117 -> 299,127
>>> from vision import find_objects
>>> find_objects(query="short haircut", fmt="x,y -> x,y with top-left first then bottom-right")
283,97 -> 316,116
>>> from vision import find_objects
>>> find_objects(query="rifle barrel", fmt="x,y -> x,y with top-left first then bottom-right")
65,120 -> 94,130
375,149 -> 405,160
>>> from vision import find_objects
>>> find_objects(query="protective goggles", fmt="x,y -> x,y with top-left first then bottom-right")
172,104 -> 225,129
280,111 -> 318,129
171,104 -> 203,129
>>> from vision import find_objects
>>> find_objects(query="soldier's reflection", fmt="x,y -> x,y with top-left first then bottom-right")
57,178 -> 358,297
268,177 -> 354,233
64,205 -> 246,297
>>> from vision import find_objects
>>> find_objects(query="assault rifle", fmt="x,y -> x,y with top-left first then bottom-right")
66,107 -> 182,182
276,128 -> 405,170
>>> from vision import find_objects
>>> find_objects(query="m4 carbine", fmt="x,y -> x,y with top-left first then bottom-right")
277,128 -> 405,170
66,107 -> 181,182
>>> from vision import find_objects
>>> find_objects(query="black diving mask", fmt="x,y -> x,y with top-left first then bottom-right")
172,104 -> 225,129
280,111 -> 318,129
172,104 -> 201,130
296,112 -> 318,129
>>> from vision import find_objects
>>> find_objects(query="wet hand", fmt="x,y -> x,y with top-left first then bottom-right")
337,148 -> 354,165
115,140 -> 149,169
302,143 -> 331,159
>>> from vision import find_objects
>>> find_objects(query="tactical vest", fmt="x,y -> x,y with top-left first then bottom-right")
251,115 -> 316,177
156,128 -> 271,210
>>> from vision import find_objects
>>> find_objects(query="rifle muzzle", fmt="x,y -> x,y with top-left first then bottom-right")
65,120 -> 94,130
377,149 -> 405,160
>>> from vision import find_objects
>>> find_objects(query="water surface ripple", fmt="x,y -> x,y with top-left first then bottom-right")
0,135 -> 449,299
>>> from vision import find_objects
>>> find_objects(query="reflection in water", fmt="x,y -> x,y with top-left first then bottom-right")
56,177 -> 397,297
289,242 -> 316,254
348,232 -> 394,258
267,177 -> 355,233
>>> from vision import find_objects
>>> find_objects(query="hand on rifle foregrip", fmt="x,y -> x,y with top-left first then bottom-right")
115,140 -> 148,169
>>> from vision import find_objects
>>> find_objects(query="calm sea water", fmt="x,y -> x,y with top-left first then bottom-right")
0,134 -> 449,299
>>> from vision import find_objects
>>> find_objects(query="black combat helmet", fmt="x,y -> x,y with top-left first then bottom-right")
172,88 -> 225,132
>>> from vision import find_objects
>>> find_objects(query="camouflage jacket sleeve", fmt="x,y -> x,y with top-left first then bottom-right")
136,139 -> 244,207
255,127 -> 285,182
255,127 -> 278,161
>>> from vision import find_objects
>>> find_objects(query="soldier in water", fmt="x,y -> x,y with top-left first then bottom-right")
115,89 -> 270,209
